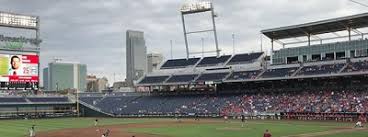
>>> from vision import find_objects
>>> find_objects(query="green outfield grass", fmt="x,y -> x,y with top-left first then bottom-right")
0,118 -> 153,137
0,118 -> 367,137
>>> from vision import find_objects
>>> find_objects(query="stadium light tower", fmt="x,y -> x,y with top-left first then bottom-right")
180,0 -> 220,58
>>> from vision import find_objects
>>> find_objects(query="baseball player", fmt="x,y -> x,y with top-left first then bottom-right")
224,114 -> 229,123
95,119 -> 99,131
95,119 -> 99,126
241,114 -> 246,127
195,113 -> 200,121
104,129 -> 110,137
263,129 -> 272,137
29,125 -> 35,137
355,121 -> 363,128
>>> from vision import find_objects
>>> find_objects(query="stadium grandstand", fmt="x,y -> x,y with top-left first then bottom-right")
0,95 -> 76,119
2,9 -> 368,123
87,12 -> 368,120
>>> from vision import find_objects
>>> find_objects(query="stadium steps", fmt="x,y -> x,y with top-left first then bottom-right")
223,71 -> 234,81
255,69 -> 266,79
192,57 -> 204,68
193,72 -> 203,82
67,95 -> 77,103
136,74 -> 146,85
338,63 -> 349,73
24,98 -> 31,103
78,100 -> 114,116
291,66 -> 303,77
223,55 -> 235,66
163,75 -> 172,84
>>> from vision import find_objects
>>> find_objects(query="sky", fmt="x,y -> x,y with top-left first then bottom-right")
0,0 -> 368,85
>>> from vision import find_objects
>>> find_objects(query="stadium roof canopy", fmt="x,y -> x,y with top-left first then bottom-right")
261,12 -> 368,40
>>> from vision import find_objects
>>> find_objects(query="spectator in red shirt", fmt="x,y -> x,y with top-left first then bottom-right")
263,129 -> 272,137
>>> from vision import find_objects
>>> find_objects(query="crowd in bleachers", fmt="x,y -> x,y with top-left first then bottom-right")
80,90 -> 368,116
227,70 -> 261,80
297,64 -> 344,76
260,67 -> 298,78
221,90 -> 368,115
345,60 -> 368,72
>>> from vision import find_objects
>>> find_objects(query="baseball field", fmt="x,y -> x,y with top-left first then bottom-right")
1,118 -> 367,137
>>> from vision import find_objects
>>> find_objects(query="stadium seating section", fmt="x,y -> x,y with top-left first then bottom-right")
160,58 -> 200,69
227,52 -> 263,65
196,72 -> 229,82
227,70 -> 262,80
0,97 -> 71,103
139,59 -> 368,84
79,90 -> 368,115
196,55 -> 231,67
138,76 -> 170,84
27,97 -> 70,102
297,64 -> 345,76
0,97 -> 27,103
166,74 -> 198,83
344,61 -> 368,73
260,67 -> 298,78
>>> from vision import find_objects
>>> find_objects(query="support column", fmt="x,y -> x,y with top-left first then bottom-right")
271,39 -> 274,64
211,3 -> 220,57
181,14 -> 189,59
308,34 -> 311,46
348,27 -> 351,41
271,39 -> 274,53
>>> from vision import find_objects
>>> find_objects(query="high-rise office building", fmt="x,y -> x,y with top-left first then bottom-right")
43,61 -> 87,91
86,75 -> 108,92
126,30 -> 147,87
147,53 -> 164,73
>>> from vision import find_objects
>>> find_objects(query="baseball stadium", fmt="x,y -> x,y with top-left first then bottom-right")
2,1 -> 368,137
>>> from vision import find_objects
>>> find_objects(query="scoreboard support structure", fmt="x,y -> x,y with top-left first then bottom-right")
0,11 -> 41,90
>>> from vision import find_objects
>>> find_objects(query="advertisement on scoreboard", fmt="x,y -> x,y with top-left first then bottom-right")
0,54 -> 38,82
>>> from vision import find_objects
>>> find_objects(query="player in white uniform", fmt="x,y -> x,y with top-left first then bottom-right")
355,121 -> 363,128
29,125 -> 35,137
95,119 -> 100,131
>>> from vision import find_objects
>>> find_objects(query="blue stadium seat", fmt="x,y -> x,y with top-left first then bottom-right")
196,72 -> 229,82
0,97 -> 27,103
27,97 -> 69,103
343,61 -> 368,73
297,64 -> 345,76
160,58 -> 200,69
261,67 -> 298,78
166,74 -> 198,83
196,55 -> 231,67
227,70 -> 262,80
139,76 -> 170,84
227,52 -> 263,65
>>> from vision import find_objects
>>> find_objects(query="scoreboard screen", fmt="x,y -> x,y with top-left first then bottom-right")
0,53 -> 39,89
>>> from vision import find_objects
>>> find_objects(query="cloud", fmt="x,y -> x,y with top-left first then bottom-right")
1,0 -> 367,85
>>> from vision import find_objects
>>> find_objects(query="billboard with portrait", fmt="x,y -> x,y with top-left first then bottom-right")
0,54 -> 38,83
